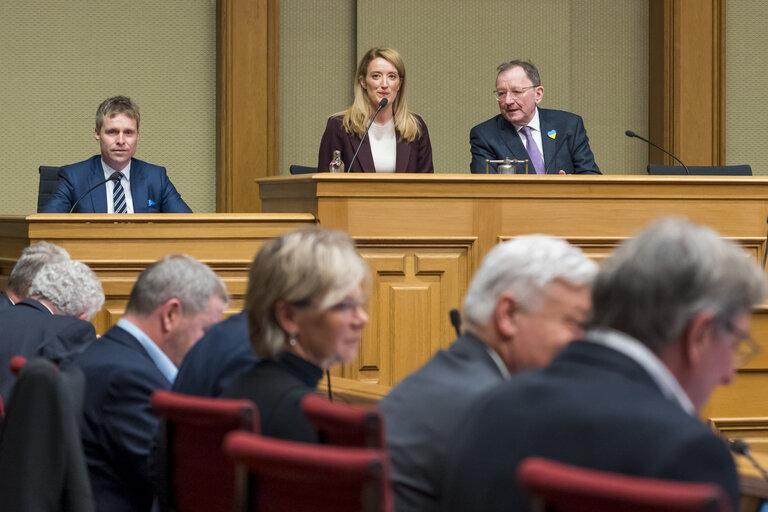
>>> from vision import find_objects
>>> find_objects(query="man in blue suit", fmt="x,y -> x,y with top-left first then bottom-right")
470,60 -> 600,174
73,255 -> 227,512
41,96 -> 192,213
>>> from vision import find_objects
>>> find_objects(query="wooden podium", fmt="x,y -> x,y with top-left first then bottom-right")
257,173 -> 768,431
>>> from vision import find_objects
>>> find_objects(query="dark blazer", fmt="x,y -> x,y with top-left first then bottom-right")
469,108 -> 600,174
378,333 -> 507,512
0,292 -> 13,312
73,324 -> 171,512
0,298 -> 96,403
317,115 -> 434,173
441,340 -> 740,512
40,155 -> 192,213
172,311 -> 257,398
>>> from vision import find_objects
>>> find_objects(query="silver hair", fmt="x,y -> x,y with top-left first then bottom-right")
29,260 -> 104,320
125,254 -> 228,317
462,235 -> 598,332
7,241 -> 70,297
246,226 -> 371,359
590,217 -> 767,354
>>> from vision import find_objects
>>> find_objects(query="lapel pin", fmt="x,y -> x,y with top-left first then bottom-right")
148,199 -> 156,207
548,130 -> 557,139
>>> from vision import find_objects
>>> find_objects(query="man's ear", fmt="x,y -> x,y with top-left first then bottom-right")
273,300 -> 299,337
680,311 -> 717,365
160,298 -> 183,333
493,292 -> 519,339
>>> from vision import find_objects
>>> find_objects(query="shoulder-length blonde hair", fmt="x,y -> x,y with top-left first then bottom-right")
339,47 -> 423,142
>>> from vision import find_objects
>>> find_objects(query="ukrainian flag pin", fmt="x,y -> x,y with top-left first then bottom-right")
547,130 -> 557,139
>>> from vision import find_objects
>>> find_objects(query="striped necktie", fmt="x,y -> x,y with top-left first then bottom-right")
113,172 -> 127,213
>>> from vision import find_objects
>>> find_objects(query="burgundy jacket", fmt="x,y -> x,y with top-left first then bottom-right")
317,115 -> 434,173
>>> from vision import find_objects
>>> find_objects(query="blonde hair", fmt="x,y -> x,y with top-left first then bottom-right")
246,227 -> 371,359
339,47 -> 422,142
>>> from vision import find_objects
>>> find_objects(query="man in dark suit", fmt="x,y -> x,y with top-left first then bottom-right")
469,60 -> 600,174
0,259 -> 103,403
73,255 -> 227,512
441,218 -> 765,512
41,96 -> 192,213
0,241 -> 70,311
378,235 -> 597,512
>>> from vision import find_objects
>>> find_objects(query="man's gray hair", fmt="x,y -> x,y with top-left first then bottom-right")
462,235 -> 598,332
7,242 -> 70,297
590,217 -> 767,355
125,255 -> 228,317
29,260 -> 105,320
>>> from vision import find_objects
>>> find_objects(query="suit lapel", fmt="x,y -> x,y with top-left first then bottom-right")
497,116 -> 528,165
395,136 -> 410,172
130,159 -> 147,213
88,157 -> 108,213
355,137 -> 376,172
539,109 -> 558,173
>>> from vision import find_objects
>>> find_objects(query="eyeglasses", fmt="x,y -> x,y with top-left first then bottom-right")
722,322 -> 760,368
493,85 -> 538,102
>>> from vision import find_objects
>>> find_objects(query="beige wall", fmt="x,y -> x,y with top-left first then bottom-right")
280,0 -> 648,175
0,0 -> 216,215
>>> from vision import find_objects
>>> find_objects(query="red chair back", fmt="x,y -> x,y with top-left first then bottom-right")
9,356 -> 27,376
517,457 -> 731,512
301,394 -> 384,448
224,431 -> 393,512
151,390 -> 259,512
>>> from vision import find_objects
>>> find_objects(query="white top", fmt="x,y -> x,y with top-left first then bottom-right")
102,160 -> 135,213
587,327 -> 695,415
369,118 -> 397,173
515,108 -> 544,157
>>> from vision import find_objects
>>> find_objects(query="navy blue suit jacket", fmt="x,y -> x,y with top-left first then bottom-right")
40,155 -> 192,213
173,311 -> 257,398
0,298 -> 96,403
441,340 -> 740,512
74,325 -> 171,512
469,109 -> 600,174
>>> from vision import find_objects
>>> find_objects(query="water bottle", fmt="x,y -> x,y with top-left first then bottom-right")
329,150 -> 345,173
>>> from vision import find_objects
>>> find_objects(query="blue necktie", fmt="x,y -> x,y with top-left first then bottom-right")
113,172 -> 127,213
522,126 -> 545,174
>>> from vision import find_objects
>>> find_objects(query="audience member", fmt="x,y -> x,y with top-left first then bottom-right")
222,227 -> 370,442
41,96 -> 192,213
0,259 -> 104,403
0,241 -> 70,310
74,255 -> 227,512
441,218 -> 765,512
378,235 -> 597,512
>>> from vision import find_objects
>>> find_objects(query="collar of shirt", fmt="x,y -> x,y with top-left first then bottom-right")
118,317 -> 178,384
485,346 -> 512,380
586,327 -> 695,415
515,108 -> 543,159
101,159 -> 134,213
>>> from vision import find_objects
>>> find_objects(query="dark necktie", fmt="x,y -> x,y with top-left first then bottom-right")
113,172 -> 127,213
521,125 -> 545,174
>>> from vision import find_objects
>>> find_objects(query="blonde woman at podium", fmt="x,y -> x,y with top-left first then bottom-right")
317,47 -> 434,173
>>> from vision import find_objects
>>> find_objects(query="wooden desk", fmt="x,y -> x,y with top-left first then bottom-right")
258,173 -> 768,425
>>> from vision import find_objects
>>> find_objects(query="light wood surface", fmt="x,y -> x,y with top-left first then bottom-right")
258,173 -> 768,421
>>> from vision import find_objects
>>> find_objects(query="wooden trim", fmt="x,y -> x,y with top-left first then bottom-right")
216,0 -> 280,213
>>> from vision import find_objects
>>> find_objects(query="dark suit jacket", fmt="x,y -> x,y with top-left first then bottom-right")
0,298 -> 96,403
40,155 -> 192,213
0,292 -> 13,312
469,109 -> 600,174
440,340 -> 740,512
378,333 -> 507,512
317,115 -> 434,173
73,325 -> 171,512
172,311 -> 257,398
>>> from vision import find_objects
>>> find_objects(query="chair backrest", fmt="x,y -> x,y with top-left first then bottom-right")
517,457 -> 730,512
289,164 -> 318,175
151,390 -> 259,512
224,431 -> 393,512
301,394 -> 384,448
10,356 -> 27,376
646,164 -> 752,176
38,166 -> 61,212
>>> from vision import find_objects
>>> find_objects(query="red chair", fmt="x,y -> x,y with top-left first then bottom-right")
301,394 -> 384,448
224,430 -> 393,512
151,390 -> 259,512
517,456 -> 731,512
9,356 -> 27,376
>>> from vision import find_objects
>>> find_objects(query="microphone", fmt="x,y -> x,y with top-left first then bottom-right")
546,132 -> 572,174
729,439 -> 768,481
347,98 -> 388,172
625,130 -> 690,175
69,171 -> 123,213
449,309 -> 462,338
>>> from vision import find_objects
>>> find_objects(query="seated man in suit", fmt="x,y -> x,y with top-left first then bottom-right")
41,96 -> 192,213
470,60 -> 600,174
441,218 -> 765,512
73,255 -> 227,512
0,241 -> 70,311
378,235 -> 597,512
0,259 -> 104,403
